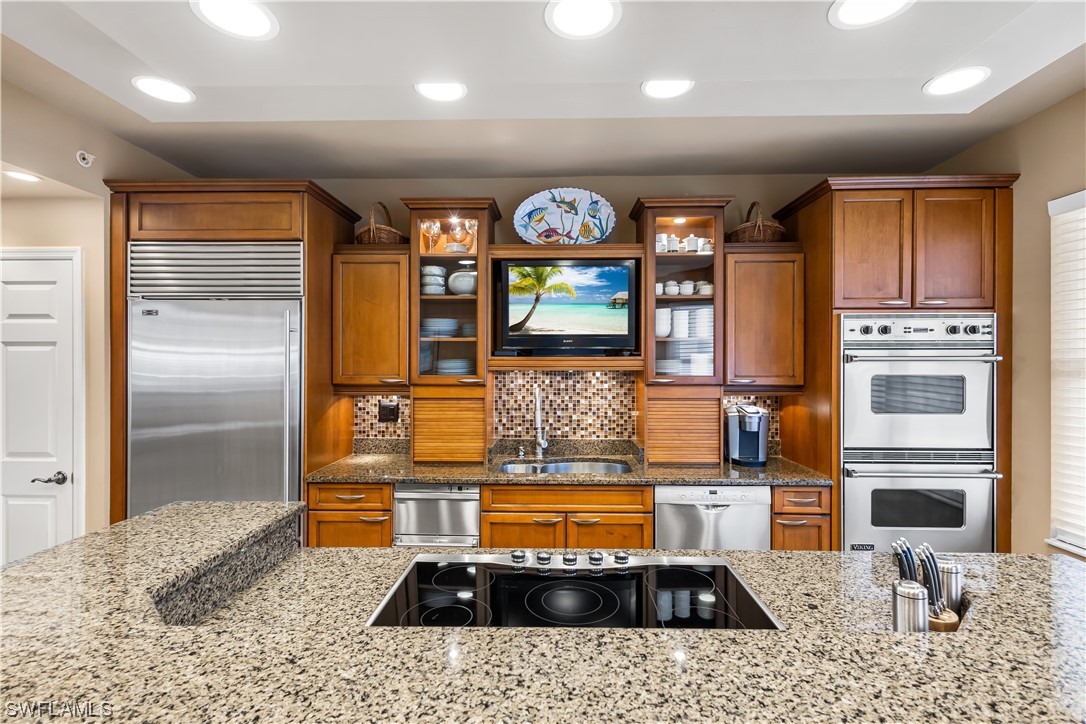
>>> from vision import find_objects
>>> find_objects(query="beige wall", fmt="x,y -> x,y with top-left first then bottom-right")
316,175 -> 825,242
929,90 -> 1086,557
1,198 -> 110,532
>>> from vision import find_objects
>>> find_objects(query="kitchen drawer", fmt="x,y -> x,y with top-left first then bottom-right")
481,512 -> 566,548
481,485 -> 653,513
307,511 -> 392,547
128,192 -> 303,241
771,514 -> 831,551
309,483 -> 392,511
565,513 -> 653,549
772,486 -> 831,515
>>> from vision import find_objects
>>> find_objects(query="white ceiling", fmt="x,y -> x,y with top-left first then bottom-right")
0,164 -> 98,200
1,1 -> 1084,178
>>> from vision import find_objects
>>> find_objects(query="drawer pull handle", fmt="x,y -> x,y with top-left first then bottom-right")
531,518 -> 563,524
358,516 -> 389,522
877,300 -> 910,306
776,519 -> 808,526
729,379 -> 756,384
650,378 -> 675,384
335,494 -> 366,500
571,518 -> 601,524
458,378 -> 485,385
379,378 -> 406,385
918,300 -> 948,306
784,497 -> 817,504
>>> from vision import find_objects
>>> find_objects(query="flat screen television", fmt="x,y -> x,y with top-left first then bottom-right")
495,259 -> 639,355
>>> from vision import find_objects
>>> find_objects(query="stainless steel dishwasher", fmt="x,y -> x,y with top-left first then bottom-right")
393,484 -> 480,547
654,486 -> 771,550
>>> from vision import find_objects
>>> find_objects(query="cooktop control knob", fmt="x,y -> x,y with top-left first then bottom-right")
878,324 -> 892,335
588,551 -> 604,566
562,552 -> 578,567
536,551 -> 552,566
613,551 -> 630,565
965,324 -> 982,335
946,325 -> 961,335
511,549 -> 527,565
859,325 -> 874,336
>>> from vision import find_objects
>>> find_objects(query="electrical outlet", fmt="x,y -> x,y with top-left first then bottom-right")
378,401 -> 399,423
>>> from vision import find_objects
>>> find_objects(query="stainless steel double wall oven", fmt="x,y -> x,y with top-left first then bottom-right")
841,313 -> 1002,552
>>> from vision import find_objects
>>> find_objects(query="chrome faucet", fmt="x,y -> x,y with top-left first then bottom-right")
533,385 -> 548,461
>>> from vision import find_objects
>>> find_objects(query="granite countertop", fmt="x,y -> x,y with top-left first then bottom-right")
3,502 -> 1083,721
306,454 -> 832,487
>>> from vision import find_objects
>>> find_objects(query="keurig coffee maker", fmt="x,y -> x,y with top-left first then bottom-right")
725,404 -> 769,467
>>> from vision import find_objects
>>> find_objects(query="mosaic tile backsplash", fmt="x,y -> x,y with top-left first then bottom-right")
492,370 -> 637,440
353,382 -> 781,445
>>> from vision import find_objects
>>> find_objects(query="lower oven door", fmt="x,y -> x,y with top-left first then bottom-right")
843,464 -> 998,553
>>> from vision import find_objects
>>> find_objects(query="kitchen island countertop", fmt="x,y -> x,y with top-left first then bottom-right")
3,502 -> 1083,722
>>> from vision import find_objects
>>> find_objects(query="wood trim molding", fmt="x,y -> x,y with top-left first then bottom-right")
487,244 -> 645,259
629,196 -> 734,220
103,179 -> 361,223
401,197 -> 502,220
108,194 -> 128,523
773,175 -> 1021,221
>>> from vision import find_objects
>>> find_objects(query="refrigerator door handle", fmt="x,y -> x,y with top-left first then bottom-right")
282,310 -> 292,504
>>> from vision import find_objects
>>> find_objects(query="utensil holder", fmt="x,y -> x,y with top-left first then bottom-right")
892,580 -> 929,633
939,560 -> 963,614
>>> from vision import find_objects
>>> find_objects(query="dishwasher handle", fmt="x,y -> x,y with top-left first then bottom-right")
394,491 -> 481,501
694,504 -> 732,512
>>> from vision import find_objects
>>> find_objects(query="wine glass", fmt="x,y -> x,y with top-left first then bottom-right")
420,220 -> 441,253
449,223 -> 469,253
463,218 -> 479,252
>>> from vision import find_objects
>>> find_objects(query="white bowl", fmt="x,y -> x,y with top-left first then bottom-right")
447,271 -> 478,295
421,265 -> 447,277
421,285 -> 447,295
445,243 -> 469,254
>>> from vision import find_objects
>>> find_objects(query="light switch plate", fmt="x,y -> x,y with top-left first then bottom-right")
378,401 -> 399,423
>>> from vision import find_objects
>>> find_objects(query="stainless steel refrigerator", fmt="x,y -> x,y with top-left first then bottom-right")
126,243 -> 303,516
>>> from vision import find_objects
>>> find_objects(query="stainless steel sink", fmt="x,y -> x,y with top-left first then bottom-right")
496,460 -> 634,475
538,461 -> 632,475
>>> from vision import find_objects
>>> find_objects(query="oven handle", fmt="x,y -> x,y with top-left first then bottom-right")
844,354 -> 1003,364
844,468 -> 1003,480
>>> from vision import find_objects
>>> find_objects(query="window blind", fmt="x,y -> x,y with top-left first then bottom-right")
1048,190 -> 1086,554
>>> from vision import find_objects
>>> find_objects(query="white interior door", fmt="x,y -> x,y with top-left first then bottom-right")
0,251 -> 80,564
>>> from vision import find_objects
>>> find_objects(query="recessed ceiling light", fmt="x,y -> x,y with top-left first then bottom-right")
414,83 -> 468,102
828,0 -> 914,29
3,171 -> 41,183
674,217 -> 687,224
132,76 -> 196,103
191,0 -> 279,40
545,0 -> 621,40
641,80 -> 695,99
923,66 -> 991,96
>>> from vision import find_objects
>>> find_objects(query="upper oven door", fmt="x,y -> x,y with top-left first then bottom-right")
841,349 -> 999,451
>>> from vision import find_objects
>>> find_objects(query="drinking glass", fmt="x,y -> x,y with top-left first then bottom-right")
421,220 -> 441,253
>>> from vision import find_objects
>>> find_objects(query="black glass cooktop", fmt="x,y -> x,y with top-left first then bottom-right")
367,552 -> 780,630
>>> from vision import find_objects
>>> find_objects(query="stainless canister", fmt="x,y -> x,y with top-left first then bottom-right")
892,580 -> 929,633
938,560 -> 963,614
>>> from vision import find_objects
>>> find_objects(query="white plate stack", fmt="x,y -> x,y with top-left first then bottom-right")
461,322 -> 477,338
435,358 -> 474,376
689,352 -> 713,376
420,318 -> 459,338
671,309 -> 690,339
655,308 -> 672,338
419,342 -> 433,372
657,359 -> 681,376
691,307 -> 713,339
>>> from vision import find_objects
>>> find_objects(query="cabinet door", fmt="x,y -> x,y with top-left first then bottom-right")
725,253 -> 804,387
833,190 -> 913,308
333,253 -> 409,387
771,514 -> 831,551
481,512 -> 566,548
772,486 -> 831,515
914,189 -> 995,308
308,483 -> 393,511
412,390 -> 486,462
566,513 -> 653,549
308,511 -> 392,547
128,192 -> 303,241
645,387 -> 722,464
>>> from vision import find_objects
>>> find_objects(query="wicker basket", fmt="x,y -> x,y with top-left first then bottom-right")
727,201 -> 786,244
355,201 -> 407,245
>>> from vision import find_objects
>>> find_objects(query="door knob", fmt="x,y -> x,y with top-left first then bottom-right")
31,471 -> 69,486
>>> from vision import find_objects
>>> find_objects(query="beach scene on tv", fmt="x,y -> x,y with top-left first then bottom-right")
507,265 -> 630,336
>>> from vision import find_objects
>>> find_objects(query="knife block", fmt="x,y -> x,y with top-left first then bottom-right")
928,609 -> 960,632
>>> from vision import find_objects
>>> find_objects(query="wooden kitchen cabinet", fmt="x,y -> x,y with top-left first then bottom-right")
772,486 -> 831,515
309,483 -> 393,511
725,253 -> 804,388
307,511 -> 392,547
332,249 -> 409,391
565,513 -> 653,549
126,191 -> 304,241
771,514 -> 831,551
481,512 -> 566,548
645,386 -> 722,465
832,189 -> 913,308
914,189 -> 995,308
412,387 -> 486,462
481,485 -> 652,513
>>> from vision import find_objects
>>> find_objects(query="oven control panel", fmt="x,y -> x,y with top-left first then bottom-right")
841,314 -> 995,343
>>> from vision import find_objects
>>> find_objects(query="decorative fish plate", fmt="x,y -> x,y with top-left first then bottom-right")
513,187 -> 616,244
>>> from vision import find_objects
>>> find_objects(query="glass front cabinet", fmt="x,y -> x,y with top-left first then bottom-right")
630,197 -> 730,385
404,198 -> 500,386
